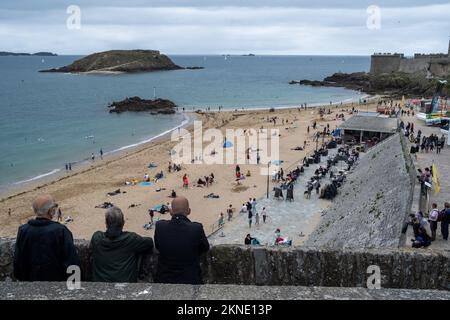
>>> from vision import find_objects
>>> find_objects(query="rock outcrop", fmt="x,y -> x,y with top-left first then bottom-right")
108,97 -> 177,114
40,50 -> 182,73
291,72 -> 450,97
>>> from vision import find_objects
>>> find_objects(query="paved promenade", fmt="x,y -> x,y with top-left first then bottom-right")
209,148 -> 349,246
401,114 -> 449,251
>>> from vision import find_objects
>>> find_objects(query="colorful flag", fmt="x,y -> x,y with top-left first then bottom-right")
432,164 -> 440,194
401,95 -> 405,109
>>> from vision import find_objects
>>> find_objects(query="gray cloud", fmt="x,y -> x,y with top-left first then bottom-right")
0,1 -> 449,55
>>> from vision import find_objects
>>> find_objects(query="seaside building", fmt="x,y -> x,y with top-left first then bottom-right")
339,115 -> 398,145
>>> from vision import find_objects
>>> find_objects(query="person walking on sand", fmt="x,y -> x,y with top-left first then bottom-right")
226,204 -> 233,221
262,207 -> 268,223
182,174 -> 189,189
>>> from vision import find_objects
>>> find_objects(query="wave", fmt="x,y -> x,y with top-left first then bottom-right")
13,169 -> 61,185
106,114 -> 190,155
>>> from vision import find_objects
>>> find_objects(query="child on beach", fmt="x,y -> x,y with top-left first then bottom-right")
182,174 -> 189,189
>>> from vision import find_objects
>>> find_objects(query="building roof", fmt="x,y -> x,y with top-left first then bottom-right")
340,115 -> 398,133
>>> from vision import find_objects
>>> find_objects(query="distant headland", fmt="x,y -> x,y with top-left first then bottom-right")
39,50 -> 183,74
0,51 -> 57,56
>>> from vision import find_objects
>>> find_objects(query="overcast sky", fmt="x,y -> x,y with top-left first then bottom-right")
0,0 -> 449,55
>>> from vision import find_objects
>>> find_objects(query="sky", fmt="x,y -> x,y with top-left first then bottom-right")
0,0 -> 449,55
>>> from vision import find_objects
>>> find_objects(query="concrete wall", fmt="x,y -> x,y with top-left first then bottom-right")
1,239 -> 449,290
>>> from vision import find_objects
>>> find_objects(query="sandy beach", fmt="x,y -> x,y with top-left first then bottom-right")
0,101 -> 379,240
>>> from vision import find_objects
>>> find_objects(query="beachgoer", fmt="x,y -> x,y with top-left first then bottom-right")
262,207 -> 267,223
100,149 -> 103,159
13,194 -> 80,281
441,202 -> 450,241
227,204 -> 233,221
248,209 -> 253,228
148,209 -> 155,224
91,153 -> 95,162
154,196 -> 209,284
428,203 -> 439,241
182,174 -> 189,189
90,206 -> 153,282
56,208 -> 62,222
218,213 -> 225,228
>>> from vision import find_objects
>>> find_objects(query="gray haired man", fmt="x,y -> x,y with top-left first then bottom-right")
90,206 -> 153,282
14,194 -> 80,281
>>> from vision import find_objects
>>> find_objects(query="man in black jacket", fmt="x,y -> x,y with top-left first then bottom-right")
154,196 -> 209,284
13,194 -> 80,281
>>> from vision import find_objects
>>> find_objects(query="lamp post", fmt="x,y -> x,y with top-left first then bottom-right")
266,161 -> 270,199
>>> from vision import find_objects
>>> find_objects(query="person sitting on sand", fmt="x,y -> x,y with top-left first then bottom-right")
91,206 -> 153,282
244,233 -> 260,245
144,173 -> 150,182
170,190 -> 177,198
246,170 -> 251,177
197,177 -> 206,186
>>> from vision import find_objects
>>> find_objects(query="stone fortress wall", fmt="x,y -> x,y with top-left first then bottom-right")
370,41 -> 450,77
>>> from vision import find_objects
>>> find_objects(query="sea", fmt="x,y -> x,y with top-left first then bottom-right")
0,54 -> 370,192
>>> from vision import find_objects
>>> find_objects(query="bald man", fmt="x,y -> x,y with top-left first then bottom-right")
154,196 -> 209,284
13,194 -> 80,281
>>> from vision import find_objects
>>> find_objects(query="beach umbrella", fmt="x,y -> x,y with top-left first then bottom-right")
223,140 -> 233,148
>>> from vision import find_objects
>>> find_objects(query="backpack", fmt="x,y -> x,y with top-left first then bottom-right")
437,210 -> 445,222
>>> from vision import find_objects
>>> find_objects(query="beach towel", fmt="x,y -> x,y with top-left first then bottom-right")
272,160 -> 284,166
139,182 -> 152,186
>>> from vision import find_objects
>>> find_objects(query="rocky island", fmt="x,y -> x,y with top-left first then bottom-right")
39,50 -> 182,73
108,97 -> 177,114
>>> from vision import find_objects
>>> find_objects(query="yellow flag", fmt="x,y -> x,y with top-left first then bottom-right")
433,164 -> 440,194
401,95 -> 405,109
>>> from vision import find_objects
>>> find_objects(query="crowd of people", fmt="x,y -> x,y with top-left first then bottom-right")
403,203 -> 450,248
